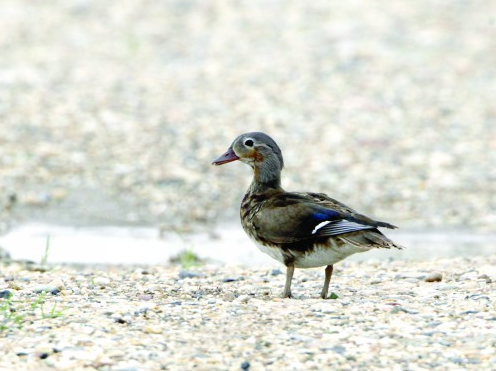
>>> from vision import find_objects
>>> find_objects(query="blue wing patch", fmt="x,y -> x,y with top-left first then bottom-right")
311,209 -> 341,221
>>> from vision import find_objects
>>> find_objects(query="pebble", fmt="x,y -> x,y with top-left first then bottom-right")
145,284 -> 162,292
436,285 -> 457,291
0,289 -> 12,299
93,277 -> 111,287
49,279 -> 65,290
143,326 -> 163,334
33,285 -> 60,295
425,272 -> 443,282
236,295 -> 250,304
478,274 -> 492,283
332,345 -> 346,354
28,265 -> 49,273
8,282 -> 23,290
178,271 -> 201,279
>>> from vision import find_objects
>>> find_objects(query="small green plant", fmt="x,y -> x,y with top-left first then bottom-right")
169,233 -> 206,269
31,291 -> 45,310
0,293 -> 25,331
329,292 -> 339,300
40,236 -> 51,266
1,292 -> 66,332
181,249 -> 201,269
31,292 -> 65,319
169,248 -> 203,269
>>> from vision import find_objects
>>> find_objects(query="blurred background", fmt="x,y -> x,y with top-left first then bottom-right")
1,0 -> 495,263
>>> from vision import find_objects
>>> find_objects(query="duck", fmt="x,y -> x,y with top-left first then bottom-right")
212,132 -> 403,299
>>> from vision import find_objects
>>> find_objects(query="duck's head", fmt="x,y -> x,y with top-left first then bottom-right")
212,132 -> 284,184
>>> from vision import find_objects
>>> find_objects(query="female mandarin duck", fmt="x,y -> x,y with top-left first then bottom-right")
213,132 -> 403,299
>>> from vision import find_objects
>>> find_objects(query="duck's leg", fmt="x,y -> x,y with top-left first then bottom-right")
282,264 -> 295,298
320,265 -> 334,299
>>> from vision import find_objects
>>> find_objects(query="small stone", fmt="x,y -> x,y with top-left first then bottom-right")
222,293 -> 236,302
49,279 -> 65,290
460,310 -> 479,315
28,264 -> 49,272
222,277 -> 237,283
95,356 -> 113,367
8,282 -> 23,290
236,295 -> 250,304
143,326 -> 163,334
51,188 -> 67,201
33,285 -> 60,295
390,306 -> 406,314
395,273 -> 426,280
332,345 -> 346,354
478,274 -> 492,283
271,269 -> 283,276
139,294 -> 152,301
178,270 -> 200,279
436,284 -> 457,291
241,361 -> 250,370
114,317 -> 131,325
459,271 -> 478,280
93,277 -> 111,287
0,289 -> 12,299
425,272 -> 443,282
134,307 -> 149,316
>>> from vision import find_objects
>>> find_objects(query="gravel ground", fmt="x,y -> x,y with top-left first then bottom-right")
1,1 -> 495,232
1,256 -> 495,370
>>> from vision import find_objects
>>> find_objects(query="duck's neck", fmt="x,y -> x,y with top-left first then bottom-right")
248,166 -> 283,194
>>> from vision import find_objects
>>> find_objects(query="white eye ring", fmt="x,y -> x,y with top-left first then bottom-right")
244,139 -> 254,147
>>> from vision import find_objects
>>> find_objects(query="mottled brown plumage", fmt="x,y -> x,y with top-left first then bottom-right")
213,132 -> 404,299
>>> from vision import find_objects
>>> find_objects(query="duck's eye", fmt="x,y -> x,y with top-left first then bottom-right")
244,139 -> 254,147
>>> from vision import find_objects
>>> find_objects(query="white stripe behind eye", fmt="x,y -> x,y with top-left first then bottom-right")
312,221 -> 331,234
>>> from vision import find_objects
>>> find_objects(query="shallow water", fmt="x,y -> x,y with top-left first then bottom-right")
0,223 -> 495,266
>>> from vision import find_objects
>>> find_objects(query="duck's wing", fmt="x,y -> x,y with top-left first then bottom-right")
252,192 -> 397,244
305,192 -> 398,229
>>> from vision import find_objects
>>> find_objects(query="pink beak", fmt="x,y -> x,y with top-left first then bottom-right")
212,147 -> 239,165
